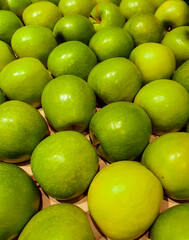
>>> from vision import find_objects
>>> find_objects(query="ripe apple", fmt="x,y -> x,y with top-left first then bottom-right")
155,0 -> 189,33
89,101 -> 152,163
41,75 -> 96,132
53,14 -> 95,45
96,0 -> 121,5
129,42 -> 176,84
58,0 -> 96,17
0,89 -> 6,104
89,2 -> 125,31
119,0 -> 156,19
19,204 -> 95,240
0,40 -> 16,72
161,26 -> 189,66
47,41 -> 97,80
89,27 -> 134,61
31,0 -> 59,5
123,13 -> 164,46
0,100 -> 48,163
0,57 -> 53,108
87,57 -> 142,104
31,131 -> 99,200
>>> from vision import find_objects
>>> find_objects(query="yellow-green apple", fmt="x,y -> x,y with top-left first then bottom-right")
161,26 -> 189,66
134,79 -> 189,135
89,101 -> 152,163
142,132 -> 189,200
95,0 -> 121,5
0,57 -> 52,108
89,27 -> 134,61
129,42 -> 176,84
0,163 -> 40,240
11,25 -> 57,65
58,0 -> 96,17
41,75 -> 96,132
0,89 -> 6,104
0,100 -> 48,163
53,14 -> 95,45
87,57 -> 142,104
31,131 -> 99,200
19,204 -> 95,240
123,13 -> 164,46
47,41 -> 97,80
89,2 -> 125,31
31,0 -> 59,5
0,40 -> 16,72
155,0 -> 189,33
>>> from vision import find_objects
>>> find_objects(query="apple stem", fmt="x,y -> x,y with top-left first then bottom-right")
89,14 -> 101,24
93,141 -> 100,147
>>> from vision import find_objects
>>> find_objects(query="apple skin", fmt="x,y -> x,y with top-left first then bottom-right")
31,131 -> 99,200
89,27 -> 134,61
155,0 -> 189,33
161,26 -> 189,66
89,2 -> 125,32
53,14 -> 95,45
0,57 -> 53,108
87,57 -> 142,104
129,42 -> 176,84
58,0 -> 96,17
47,41 -> 97,80
31,0 -> 59,5
0,100 -> 48,163
119,0 -> 156,19
0,89 -> 6,105
89,101 -> 152,163
0,40 -> 16,72
123,13 -> 164,46
95,0 -> 121,6
41,75 -> 96,132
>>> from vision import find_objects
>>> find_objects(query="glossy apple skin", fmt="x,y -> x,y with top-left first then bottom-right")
129,42 -> 176,84
0,40 -> 16,72
87,57 -> 142,104
0,100 -> 48,163
89,27 -> 134,61
161,26 -> 189,66
42,75 -> 96,132
89,2 -> 125,31
47,41 -> 97,80
58,0 -> 96,17
53,14 -> 95,45
119,0 -> 156,19
155,0 -> 189,33
142,132 -> 189,200
89,101 -> 152,163
0,57 -> 52,108
123,13 -> 164,46
134,80 -> 189,135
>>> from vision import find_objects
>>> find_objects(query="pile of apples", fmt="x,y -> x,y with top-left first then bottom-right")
1,0 -> 189,240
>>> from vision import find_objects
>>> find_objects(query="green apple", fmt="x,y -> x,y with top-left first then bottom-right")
0,40 -> 16,72
88,161 -> 163,240
58,0 -> 96,17
87,57 -> 142,104
95,0 -> 121,5
0,100 -> 48,163
123,13 -> 164,46
152,0 -> 167,8
53,14 -> 95,45
0,0 -> 32,18
22,1 -> 62,30
31,131 -> 98,200
11,25 -> 57,66
134,79 -> 189,135
129,42 -> 176,84
31,0 -> 60,5
119,0 -> 156,19
0,163 -> 40,240
150,203 -> 189,240
0,89 -> 6,105
42,75 -> 96,132
0,10 -> 23,45
47,41 -> 97,80
89,101 -> 152,163
161,26 -> 189,66
89,2 -> 125,31
19,204 -> 95,240
172,60 -> 189,92
155,0 -> 189,33
142,132 -> 189,200
0,57 -> 52,108
89,27 -> 134,61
